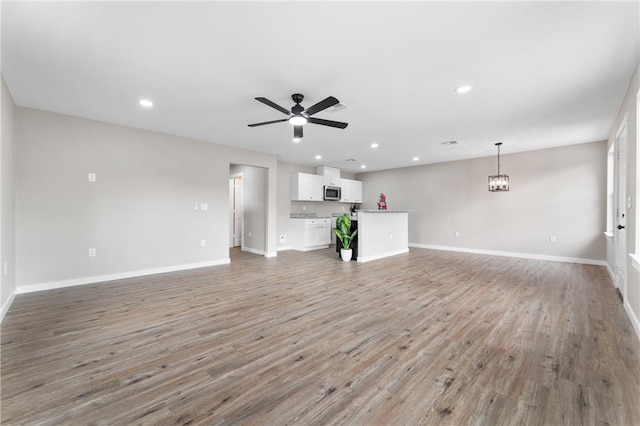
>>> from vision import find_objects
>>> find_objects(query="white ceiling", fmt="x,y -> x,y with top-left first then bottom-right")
2,1 -> 639,172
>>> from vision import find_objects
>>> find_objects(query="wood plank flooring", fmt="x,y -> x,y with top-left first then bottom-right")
1,247 -> 639,425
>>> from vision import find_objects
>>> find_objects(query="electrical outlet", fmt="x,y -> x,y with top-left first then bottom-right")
248,231 -> 252,238
88,248 -> 96,257
455,231 -> 460,237
550,236 -> 557,243
302,205 -> 306,211
200,203 -> 208,211
88,173 -> 96,182
200,239 -> 206,247
280,235 -> 287,243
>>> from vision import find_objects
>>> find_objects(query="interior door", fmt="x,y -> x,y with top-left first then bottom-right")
615,118 -> 628,300
234,177 -> 243,247
229,179 -> 234,247
229,176 -> 244,248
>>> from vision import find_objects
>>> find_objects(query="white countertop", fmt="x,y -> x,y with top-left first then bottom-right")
356,210 -> 409,213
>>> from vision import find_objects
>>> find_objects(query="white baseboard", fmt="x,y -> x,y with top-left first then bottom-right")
624,299 -> 640,342
357,248 -> 410,263
276,245 -> 292,252
605,264 -> 616,285
265,251 -> 278,258
16,259 -> 230,294
289,245 -> 329,252
409,243 -> 607,266
1,292 -> 16,323
241,246 -> 265,255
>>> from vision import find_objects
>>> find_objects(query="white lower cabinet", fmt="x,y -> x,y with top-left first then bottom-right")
289,218 -> 331,250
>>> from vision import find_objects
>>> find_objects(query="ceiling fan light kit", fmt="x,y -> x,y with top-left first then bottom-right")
248,93 -> 348,142
488,142 -> 509,192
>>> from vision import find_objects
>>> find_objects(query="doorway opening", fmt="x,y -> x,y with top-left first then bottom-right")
229,164 -> 268,257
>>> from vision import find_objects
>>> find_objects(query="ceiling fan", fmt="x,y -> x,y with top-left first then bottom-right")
248,93 -> 348,142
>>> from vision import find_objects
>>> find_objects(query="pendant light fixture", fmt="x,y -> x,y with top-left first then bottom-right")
488,142 -> 509,192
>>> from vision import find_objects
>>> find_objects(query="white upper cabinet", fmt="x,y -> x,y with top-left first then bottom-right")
340,178 -> 351,202
340,179 -> 363,203
315,166 -> 341,187
291,173 -> 324,201
351,180 -> 362,203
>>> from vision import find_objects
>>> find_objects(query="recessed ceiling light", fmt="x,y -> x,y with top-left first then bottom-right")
138,99 -> 153,107
412,157 -> 419,161
454,85 -> 472,94
370,143 -> 379,149
360,165 -> 367,169
315,155 -> 322,160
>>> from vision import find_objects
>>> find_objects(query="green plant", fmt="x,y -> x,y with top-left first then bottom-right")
333,213 -> 358,250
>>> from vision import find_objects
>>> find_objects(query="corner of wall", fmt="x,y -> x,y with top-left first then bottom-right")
1,73 -> 18,322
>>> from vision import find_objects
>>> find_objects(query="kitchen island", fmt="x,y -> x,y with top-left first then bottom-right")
355,210 -> 409,262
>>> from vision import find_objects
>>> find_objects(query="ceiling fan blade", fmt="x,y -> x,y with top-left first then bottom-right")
307,117 -> 349,129
304,96 -> 339,116
248,118 -> 288,127
294,125 -> 303,139
255,97 -> 290,115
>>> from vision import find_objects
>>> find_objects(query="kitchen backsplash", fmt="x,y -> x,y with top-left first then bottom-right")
289,201 -> 352,218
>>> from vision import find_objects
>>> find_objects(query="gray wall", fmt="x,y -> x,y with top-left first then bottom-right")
1,75 -> 16,315
230,164 -> 267,254
357,141 -> 607,262
15,107 -> 277,290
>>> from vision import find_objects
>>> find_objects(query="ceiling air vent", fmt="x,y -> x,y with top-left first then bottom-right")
441,140 -> 458,146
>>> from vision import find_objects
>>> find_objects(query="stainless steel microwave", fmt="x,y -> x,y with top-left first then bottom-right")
324,186 -> 341,201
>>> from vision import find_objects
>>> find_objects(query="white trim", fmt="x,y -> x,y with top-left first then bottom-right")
604,232 -> 614,239
276,245 -> 292,252
290,245 -> 330,252
265,251 -> 278,258
1,292 -> 16,323
630,253 -> 640,272
357,248 -> 410,263
16,259 -> 230,294
408,243 -> 607,266
241,246 -> 265,256
605,263 -> 616,285
624,299 -> 640,342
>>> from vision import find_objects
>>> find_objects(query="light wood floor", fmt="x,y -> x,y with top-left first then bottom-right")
2,248 -> 639,425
